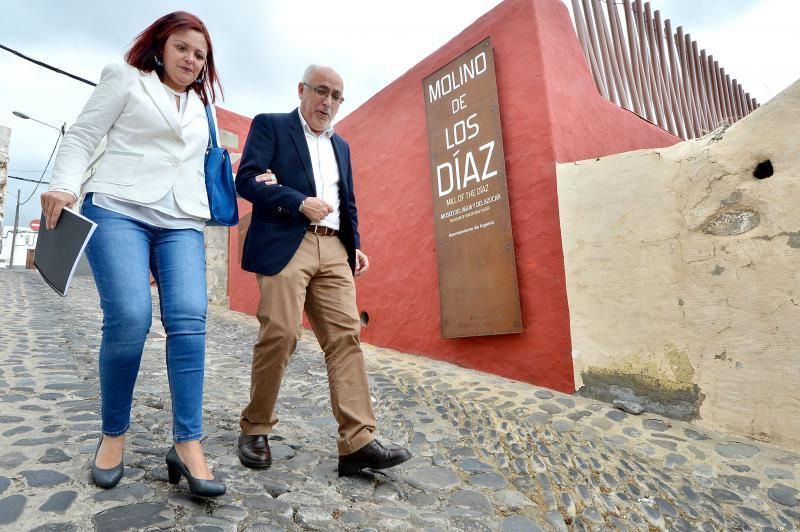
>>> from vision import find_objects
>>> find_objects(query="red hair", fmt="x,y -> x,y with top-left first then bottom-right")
125,11 -> 223,104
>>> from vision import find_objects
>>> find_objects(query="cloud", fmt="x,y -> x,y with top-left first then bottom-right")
674,0 -> 800,102
1,0 -> 795,225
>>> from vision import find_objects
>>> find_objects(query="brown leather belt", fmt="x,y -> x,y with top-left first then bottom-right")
307,225 -> 338,237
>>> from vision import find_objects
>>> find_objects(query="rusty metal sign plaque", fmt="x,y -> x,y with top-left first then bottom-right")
423,38 -> 522,338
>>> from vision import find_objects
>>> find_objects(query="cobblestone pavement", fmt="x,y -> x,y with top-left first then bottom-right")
0,269 -> 799,531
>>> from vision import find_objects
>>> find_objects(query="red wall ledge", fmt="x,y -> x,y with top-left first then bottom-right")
227,0 -> 679,393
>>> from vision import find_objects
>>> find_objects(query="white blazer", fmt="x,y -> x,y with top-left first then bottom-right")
50,62 -> 216,219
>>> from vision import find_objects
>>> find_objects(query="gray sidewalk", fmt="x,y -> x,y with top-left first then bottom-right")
0,269 -> 798,531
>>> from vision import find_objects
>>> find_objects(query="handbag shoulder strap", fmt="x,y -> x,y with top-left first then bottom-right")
205,104 -> 219,150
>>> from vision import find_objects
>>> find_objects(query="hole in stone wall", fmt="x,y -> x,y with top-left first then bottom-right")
359,311 -> 370,328
753,160 -> 773,179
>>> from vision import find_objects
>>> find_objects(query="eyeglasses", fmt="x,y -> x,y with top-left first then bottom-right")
303,83 -> 345,104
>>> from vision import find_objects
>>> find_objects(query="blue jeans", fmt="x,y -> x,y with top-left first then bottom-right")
82,194 -> 207,442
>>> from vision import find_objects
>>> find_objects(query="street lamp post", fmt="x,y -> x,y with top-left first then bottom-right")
12,111 -> 65,135
8,111 -> 64,269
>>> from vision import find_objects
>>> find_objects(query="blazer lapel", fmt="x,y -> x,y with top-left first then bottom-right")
289,110 -> 316,194
139,70 -> 182,137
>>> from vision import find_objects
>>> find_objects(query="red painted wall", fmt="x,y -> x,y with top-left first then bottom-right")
225,0 -> 679,393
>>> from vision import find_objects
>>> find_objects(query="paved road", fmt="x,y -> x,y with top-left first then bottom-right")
0,270 -> 798,531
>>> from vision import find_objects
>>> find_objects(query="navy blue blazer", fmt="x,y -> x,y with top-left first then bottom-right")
235,109 -> 360,275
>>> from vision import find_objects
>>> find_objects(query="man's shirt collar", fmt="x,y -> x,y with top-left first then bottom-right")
297,108 -> 334,139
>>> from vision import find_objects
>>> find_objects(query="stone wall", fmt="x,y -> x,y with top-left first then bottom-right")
0,125 -> 10,228
204,225 -> 229,306
556,79 -> 800,447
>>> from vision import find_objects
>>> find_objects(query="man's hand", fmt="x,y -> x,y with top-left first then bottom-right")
301,197 -> 333,223
41,191 -> 76,230
354,249 -> 369,277
255,169 -> 278,186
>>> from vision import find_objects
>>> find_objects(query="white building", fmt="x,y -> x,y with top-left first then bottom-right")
0,227 -> 38,268
0,125 -> 10,234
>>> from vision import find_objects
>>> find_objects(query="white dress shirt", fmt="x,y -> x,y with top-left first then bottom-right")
297,109 -> 341,231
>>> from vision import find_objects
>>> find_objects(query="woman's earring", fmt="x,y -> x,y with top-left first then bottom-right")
154,55 -> 164,67
195,69 -> 205,85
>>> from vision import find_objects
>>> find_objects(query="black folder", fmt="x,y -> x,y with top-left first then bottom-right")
34,207 -> 97,296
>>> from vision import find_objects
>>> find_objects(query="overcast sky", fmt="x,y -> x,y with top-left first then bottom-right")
1,0 -> 797,226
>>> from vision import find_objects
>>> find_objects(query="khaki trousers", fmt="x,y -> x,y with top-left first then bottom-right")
240,232 -> 376,455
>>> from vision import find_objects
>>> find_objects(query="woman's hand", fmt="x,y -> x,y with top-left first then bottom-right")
255,169 -> 278,186
40,191 -> 76,230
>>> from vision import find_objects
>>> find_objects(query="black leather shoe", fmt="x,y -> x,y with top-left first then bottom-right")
237,433 -> 272,469
165,446 -> 226,498
338,440 -> 412,477
91,435 -> 124,489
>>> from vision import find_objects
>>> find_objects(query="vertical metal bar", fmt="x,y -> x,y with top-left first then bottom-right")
731,80 -> 743,120
742,87 -> 753,114
635,0 -> 666,127
714,65 -> 733,125
719,68 -> 732,122
623,0 -> 652,121
676,26 -> 700,137
687,37 -> 709,132
733,80 -> 747,119
717,66 -> 728,122
716,62 -> 730,124
740,84 -> 749,116
704,51 -> 721,127
571,0 -> 594,67
700,50 -> 720,126
581,0 -> 613,100
656,14 -> 685,138
645,4 -> 675,133
727,74 -> 738,121
715,63 -> 730,124
595,0 -> 630,108
571,0 -> 609,98
701,51 -> 720,127
588,0 -> 622,106
683,37 -> 708,132
738,83 -> 748,118
666,20 -> 694,138
606,0 -> 639,113
728,75 -> 738,120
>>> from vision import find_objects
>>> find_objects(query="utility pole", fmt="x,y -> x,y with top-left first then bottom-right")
9,190 -> 20,268
7,112 -> 64,269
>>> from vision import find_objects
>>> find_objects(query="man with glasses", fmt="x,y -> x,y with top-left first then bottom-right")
234,65 -> 412,476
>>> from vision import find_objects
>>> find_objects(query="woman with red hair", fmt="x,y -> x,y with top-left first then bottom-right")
42,12 -> 229,497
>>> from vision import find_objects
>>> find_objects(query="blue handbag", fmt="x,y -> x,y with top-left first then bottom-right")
204,105 -> 239,226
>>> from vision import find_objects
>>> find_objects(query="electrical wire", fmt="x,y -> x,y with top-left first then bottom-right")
8,175 -> 51,184
0,43 -> 97,86
17,132 -> 62,206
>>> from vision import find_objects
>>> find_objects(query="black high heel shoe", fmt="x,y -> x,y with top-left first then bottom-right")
165,446 -> 226,498
91,435 -> 124,489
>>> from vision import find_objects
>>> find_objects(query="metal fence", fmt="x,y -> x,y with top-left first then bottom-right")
570,0 -> 759,140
